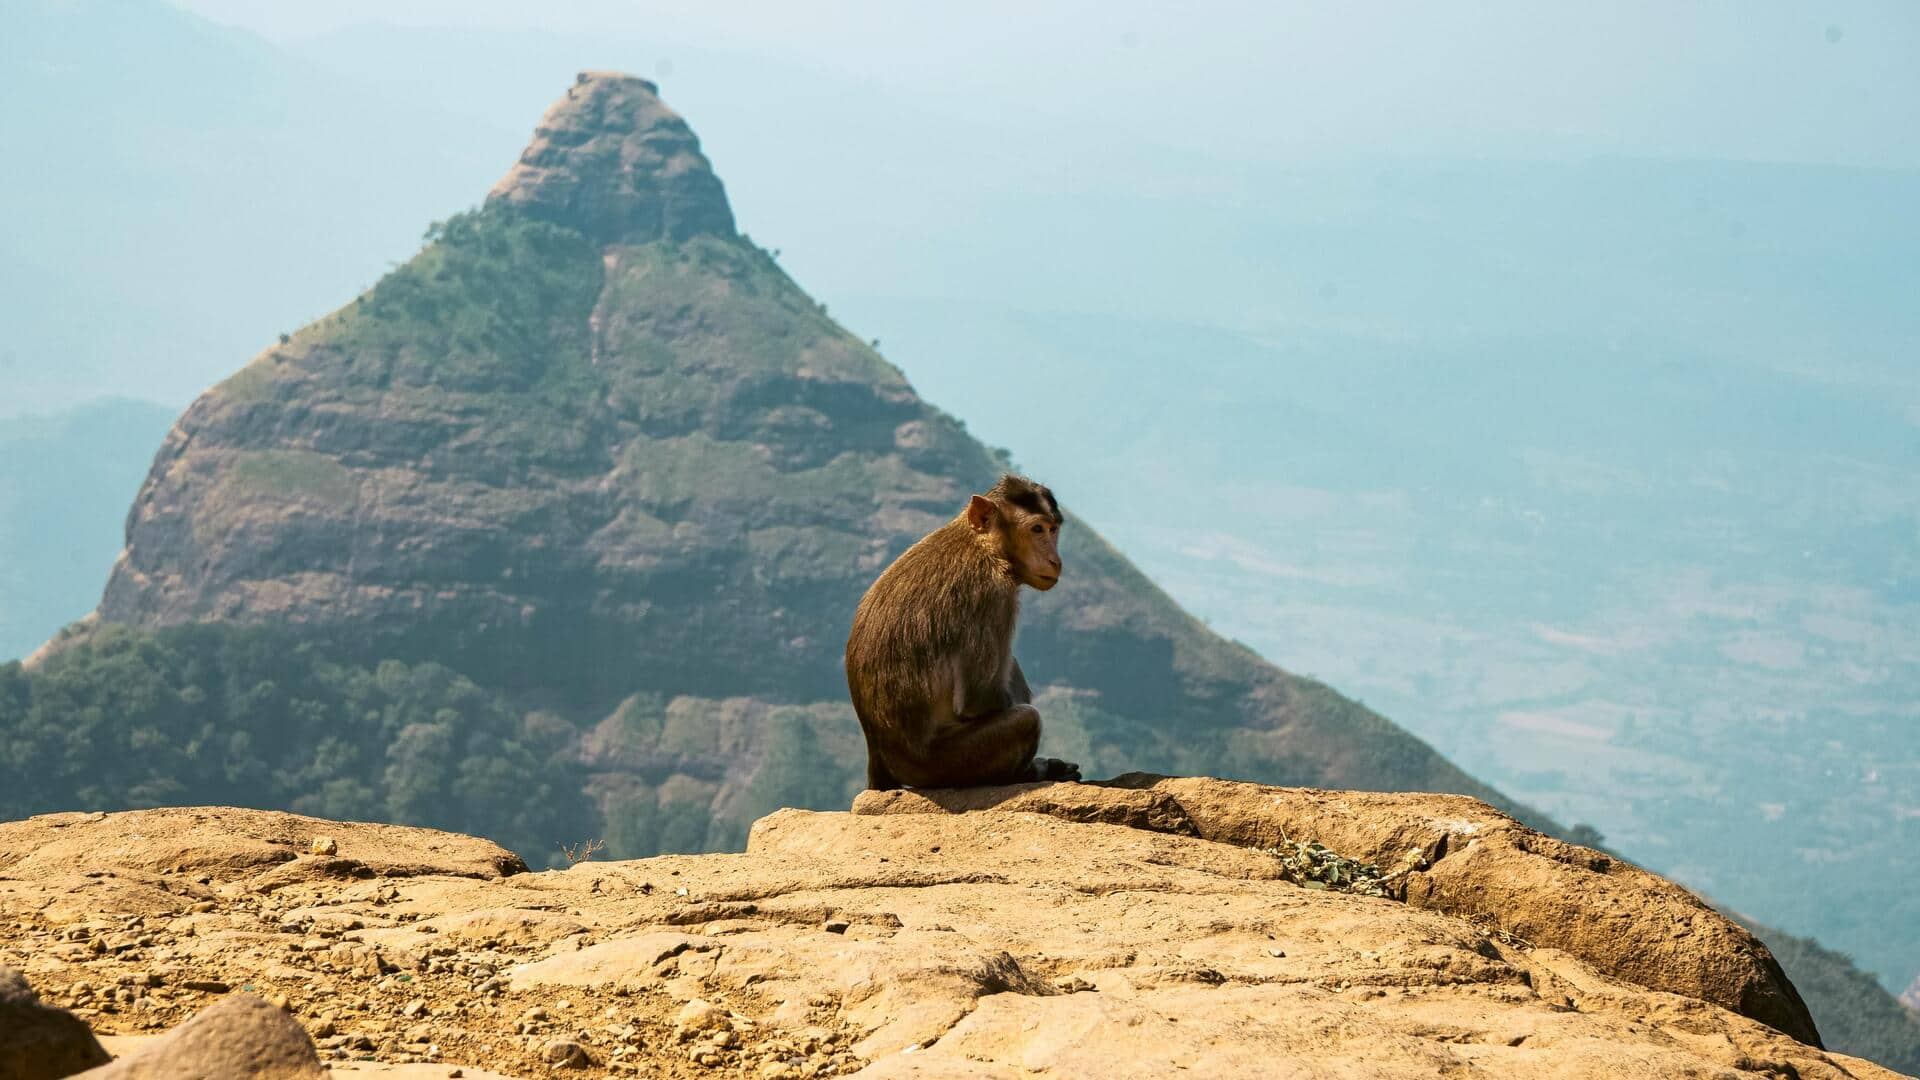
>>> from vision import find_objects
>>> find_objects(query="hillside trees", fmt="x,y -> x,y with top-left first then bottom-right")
0,624 -> 594,862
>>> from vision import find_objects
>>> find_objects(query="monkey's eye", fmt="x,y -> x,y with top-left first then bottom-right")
1030,524 -> 1044,534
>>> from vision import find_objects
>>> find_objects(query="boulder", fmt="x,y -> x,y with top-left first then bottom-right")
0,967 -> 109,1080
75,994 -> 321,1079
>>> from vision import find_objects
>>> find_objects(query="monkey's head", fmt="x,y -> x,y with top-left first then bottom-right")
966,474 -> 1065,591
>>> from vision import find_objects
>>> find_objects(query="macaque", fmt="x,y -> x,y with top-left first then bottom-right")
845,474 -> 1081,790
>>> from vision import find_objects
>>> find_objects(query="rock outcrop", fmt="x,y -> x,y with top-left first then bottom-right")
1,783 -> 1900,1078
855,774 -> 1820,1045
486,72 -> 736,245
0,807 -> 528,890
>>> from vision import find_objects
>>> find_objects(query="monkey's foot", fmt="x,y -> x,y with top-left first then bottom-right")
1032,757 -> 1082,782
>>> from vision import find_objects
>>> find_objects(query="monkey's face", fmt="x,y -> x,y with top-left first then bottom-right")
1006,514 -> 1064,590
966,490 -> 1065,590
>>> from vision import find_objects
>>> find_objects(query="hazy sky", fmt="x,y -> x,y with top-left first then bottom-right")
171,0 -> 1920,170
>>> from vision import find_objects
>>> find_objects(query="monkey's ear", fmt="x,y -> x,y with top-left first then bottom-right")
965,495 -> 997,532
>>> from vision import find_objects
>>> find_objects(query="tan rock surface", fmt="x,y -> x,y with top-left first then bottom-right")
97,1037 -> 520,1080
0,807 -> 527,883
0,798 -> 1901,1079
857,774 -> 1819,1046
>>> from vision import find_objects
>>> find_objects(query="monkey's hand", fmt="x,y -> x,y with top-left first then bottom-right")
1031,757 -> 1081,782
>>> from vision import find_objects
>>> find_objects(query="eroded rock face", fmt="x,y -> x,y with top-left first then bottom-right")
0,800 -> 1894,1079
0,966 -> 110,1080
855,775 -> 1820,1047
487,72 -> 736,245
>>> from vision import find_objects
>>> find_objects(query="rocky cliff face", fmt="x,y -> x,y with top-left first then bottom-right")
0,782 -> 1878,1078
74,72 -> 1523,844
486,72 -> 737,246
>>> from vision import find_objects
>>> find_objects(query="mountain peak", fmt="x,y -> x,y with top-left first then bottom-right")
485,71 -> 735,246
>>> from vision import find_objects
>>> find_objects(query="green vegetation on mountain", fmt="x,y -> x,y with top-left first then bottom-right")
321,209 -> 603,407
0,624 -> 596,862
0,619 -> 875,866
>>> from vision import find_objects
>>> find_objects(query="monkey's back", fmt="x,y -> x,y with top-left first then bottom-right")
845,521 -> 1018,731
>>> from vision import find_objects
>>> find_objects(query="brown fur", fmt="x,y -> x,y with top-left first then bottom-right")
846,475 -> 1079,790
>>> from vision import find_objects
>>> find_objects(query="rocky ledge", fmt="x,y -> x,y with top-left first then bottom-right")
0,779 -> 1902,1079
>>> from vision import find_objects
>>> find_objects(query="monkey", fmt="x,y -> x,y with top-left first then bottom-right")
845,474 -> 1082,791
